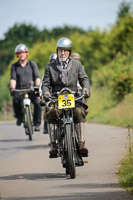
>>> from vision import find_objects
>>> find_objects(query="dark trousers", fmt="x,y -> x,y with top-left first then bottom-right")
45,103 -> 86,124
13,91 -> 41,126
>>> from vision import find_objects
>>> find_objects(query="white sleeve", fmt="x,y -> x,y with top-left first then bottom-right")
39,75 -> 44,93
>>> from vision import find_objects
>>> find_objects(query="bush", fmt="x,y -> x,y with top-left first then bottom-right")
92,52 -> 133,103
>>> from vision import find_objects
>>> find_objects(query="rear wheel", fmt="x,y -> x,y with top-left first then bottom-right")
25,106 -> 33,141
65,124 -> 76,179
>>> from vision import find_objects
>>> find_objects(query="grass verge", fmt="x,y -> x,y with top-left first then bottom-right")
117,128 -> 133,193
86,86 -> 133,193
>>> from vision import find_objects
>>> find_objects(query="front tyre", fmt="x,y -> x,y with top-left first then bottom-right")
65,123 -> 76,179
25,106 -> 33,141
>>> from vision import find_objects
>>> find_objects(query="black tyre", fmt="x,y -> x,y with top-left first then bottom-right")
65,124 -> 76,179
25,106 -> 33,141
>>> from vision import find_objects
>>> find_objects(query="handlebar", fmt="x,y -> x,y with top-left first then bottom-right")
40,94 -> 84,107
14,86 -> 39,94
40,88 -> 85,107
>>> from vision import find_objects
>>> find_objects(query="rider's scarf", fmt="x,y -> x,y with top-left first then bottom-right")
57,59 -> 72,85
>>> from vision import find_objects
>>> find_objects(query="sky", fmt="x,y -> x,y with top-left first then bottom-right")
0,0 -> 132,40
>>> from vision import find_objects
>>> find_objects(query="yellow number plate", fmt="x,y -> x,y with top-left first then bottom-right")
58,94 -> 75,109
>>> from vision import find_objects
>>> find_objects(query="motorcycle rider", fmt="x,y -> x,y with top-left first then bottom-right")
40,53 -> 57,134
71,52 -> 82,94
10,44 -> 42,131
49,53 -> 57,63
42,37 -> 91,156
71,52 -> 89,142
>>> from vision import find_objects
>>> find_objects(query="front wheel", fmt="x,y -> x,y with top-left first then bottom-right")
25,106 -> 33,141
65,123 -> 76,179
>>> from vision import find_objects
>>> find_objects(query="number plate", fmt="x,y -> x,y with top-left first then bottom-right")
58,94 -> 75,109
23,99 -> 31,105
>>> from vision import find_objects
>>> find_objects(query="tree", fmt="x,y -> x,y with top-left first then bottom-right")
50,25 -> 85,38
0,23 -> 41,75
117,1 -> 132,23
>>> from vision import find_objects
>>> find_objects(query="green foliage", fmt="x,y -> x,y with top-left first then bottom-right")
0,23 -> 41,75
66,30 -> 111,81
87,89 -> 133,128
0,24 -> 86,76
50,25 -> 86,38
118,130 -> 133,193
92,52 -> 133,102
110,14 -> 133,56
4,23 -> 41,45
0,1 -> 133,114
0,69 -> 12,112
86,86 -> 115,123
117,1 -> 132,22
29,39 -> 57,76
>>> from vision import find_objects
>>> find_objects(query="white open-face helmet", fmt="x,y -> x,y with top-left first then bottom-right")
15,44 -> 29,57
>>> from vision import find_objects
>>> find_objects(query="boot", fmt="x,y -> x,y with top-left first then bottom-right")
75,122 -> 88,155
49,142 -> 58,155
79,141 -> 88,154
48,124 -> 58,157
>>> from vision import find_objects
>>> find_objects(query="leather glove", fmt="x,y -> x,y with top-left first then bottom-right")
10,88 -> 15,96
43,91 -> 51,101
34,87 -> 40,97
82,88 -> 91,98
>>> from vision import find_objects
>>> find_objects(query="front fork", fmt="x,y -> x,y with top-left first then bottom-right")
64,110 -> 76,149
23,95 -> 33,127
63,110 -> 84,167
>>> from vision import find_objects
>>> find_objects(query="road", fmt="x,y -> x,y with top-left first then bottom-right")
0,121 -> 133,200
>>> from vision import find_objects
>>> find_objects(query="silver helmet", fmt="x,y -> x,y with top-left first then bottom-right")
56,38 -> 72,50
15,44 -> 29,53
49,53 -> 57,62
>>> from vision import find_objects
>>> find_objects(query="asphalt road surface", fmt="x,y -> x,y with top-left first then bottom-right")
0,121 -> 133,200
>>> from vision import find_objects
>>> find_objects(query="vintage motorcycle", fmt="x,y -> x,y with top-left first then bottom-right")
41,87 -> 88,179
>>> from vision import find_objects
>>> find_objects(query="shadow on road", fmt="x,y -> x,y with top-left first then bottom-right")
57,182 -> 120,189
0,139 -> 27,142
15,144 -> 49,150
0,144 -> 49,151
1,190 -> 132,200
0,172 -> 66,181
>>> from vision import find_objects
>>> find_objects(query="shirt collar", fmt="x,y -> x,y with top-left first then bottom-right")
58,58 -> 70,67
18,60 -> 28,67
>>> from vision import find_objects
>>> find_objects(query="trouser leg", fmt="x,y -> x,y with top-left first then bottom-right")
30,92 -> 42,126
74,122 -> 85,142
43,107 -> 48,133
13,93 -> 23,119
48,124 -> 57,143
33,102 -> 42,126
74,122 -> 88,154
43,121 -> 48,134
48,124 -> 58,156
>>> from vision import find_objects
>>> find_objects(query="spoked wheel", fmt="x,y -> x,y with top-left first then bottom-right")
25,106 -> 33,141
65,123 -> 76,179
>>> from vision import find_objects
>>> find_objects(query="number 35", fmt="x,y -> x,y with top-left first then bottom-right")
62,99 -> 71,107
